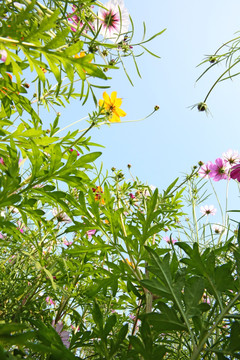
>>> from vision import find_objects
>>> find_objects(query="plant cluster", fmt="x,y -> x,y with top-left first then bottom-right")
0,1 -> 240,360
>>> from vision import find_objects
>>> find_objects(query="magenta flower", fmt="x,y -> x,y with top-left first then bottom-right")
129,193 -> 135,199
0,157 -> 5,166
96,0 -> 130,42
200,205 -> 217,216
209,158 -> 229,181
86,229 -> 96,239
0,50 -> 7,62
222,149 -> 240,166
46,297 -> 55,306
230,163 -> 240,182
163,236 -> 177,245
52,321 -> 70,348
198,161 -> 213,179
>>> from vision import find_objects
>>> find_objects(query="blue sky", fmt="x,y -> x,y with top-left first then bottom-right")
50,0 -> 240,223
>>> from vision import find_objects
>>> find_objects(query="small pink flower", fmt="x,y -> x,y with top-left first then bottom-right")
63,240 -> 73,246
129,193 -> 135,199
209,158 -> 229,181
129,314 -> 136,320
86,229 -> 96,239
0,50 -> 7,62
200,205 -> 217,216
198,161 -> 212,179
230,163 -> 240,182
0,157 -> 5,166
46,297 -> 55,305
163,236 -> 177,245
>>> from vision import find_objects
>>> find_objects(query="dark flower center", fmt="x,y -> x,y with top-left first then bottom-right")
104,10 -> 118,27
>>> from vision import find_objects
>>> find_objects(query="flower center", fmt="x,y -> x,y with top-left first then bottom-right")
103,10 -> 118,27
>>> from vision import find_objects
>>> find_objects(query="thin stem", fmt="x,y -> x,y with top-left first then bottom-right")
209,179 -> 224,225
54,116 -> 89,135
191,292 -> 240,360
204,59 -> 240,103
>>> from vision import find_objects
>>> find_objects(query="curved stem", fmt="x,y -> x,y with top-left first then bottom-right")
204,59 -> 240,103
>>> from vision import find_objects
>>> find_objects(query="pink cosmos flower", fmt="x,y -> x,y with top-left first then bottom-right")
230,163 -> 240,182
129,193 -> 135,199
209,158 -> 229,181
46,297 -> 55,306
68,5 -> 94,33
222,149 -> 240,167
52,321 -> 70,348
163,236 -> 177,245
86,229 -> 96,239
63,240 -> 73,246
0,50 -> 7,62
96,0 -> 130,42
198,161 -> 213,179
200,205 -> 217,216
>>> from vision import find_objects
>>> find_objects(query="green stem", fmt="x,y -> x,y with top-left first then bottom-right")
191,292 -> 240,360
204,59 -> 240,103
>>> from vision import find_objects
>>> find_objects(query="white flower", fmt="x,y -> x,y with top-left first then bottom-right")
200,205 -> 217,216
52,208 -> 72,223
222,149 -> 240,167
96,0 -> 130,42
213,224 -> 225,234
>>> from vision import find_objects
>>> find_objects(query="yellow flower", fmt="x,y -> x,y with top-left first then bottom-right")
99,91 -> 127,123
74,51 -> 86,59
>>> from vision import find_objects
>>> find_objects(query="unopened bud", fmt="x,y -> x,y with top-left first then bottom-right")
154,105 -> 160,111
198,161 -> 204,166
127,164 -> 131,169
197,102 -> 207,112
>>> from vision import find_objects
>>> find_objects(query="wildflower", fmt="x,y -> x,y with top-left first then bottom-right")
92,186 -> 105,205
209,158 -> 229,181
125,258 -> 134,267
198,161 -> 212,179
96,0 -> 130,43
46,297 -> 55,306
222,149 -> 240,167
52,208 -> 72,223
163,236 -> 177,245
200,205 -> 217,216
63,240 -> 73,246
99,91 -> 126,122
129,193 -> 135,199
0,157 -> 5,166
68,5 -> 81,32
0,50 -> 7,62
230,163 -> 240,182
52,321 -> 70,348
86,229 -> 96,239
213,223 -> 225,234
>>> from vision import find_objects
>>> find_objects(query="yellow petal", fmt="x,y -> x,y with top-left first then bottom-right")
114,97 -> 122,107
103,91 -> 111,106
99,99 -> 104,107
109,113 -> 121,123
110,91 -> 117,103
115,108 -> 127,117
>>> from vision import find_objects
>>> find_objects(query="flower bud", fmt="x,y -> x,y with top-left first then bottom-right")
154,105 -> 160,111
197,102 -> 207,112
